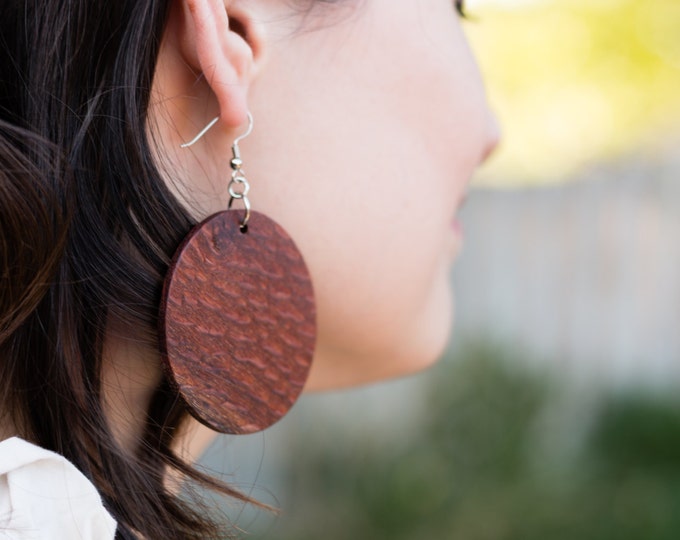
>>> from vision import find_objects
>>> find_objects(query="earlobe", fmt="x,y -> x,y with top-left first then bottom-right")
180,0 -> 263,128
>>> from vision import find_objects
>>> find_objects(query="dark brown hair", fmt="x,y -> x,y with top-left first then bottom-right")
0,1 -> 253,537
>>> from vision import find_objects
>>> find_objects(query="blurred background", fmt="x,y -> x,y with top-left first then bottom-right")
199,0 -> 680,537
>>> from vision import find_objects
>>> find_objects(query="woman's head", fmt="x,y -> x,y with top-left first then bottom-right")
0,0 -> 497,536
151,0 -> 499,389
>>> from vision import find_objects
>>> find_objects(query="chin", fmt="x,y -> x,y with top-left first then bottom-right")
395,262 -> 455,360
397,286 -> 455,377
304,287 -> 455,392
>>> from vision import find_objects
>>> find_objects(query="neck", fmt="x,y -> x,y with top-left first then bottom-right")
102,321 -> 163,452
0,412 -> 18,442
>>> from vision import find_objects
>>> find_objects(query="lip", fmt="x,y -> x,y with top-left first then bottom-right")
451,217 -> 463,235
448,216 -> 464,259
448,189 -> 469,254
450,191 -> 468,228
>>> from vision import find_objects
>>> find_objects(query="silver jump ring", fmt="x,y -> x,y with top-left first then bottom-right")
228,195 -> 251,229
180,113 -> 255,231
228,176 -> 250,199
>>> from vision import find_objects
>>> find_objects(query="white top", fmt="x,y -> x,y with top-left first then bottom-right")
0,437 -> 117,539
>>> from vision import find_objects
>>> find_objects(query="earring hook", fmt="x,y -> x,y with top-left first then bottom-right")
180,112 -> 255,231
233,112 -> 254,146
180,112 -> 254,149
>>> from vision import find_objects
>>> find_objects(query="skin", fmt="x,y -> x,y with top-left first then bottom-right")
102,0 -> 499,453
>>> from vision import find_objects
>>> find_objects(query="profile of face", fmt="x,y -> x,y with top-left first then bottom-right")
151,0 -> 498,393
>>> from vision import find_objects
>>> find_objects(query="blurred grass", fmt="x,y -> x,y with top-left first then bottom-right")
256,342 -> 680,539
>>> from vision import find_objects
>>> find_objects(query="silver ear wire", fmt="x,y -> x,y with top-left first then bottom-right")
233,112 -> 254,149
179,112 -> 254,149
228,113 -> 254,230
180,116 -> 219,148
180,113 -> 256,231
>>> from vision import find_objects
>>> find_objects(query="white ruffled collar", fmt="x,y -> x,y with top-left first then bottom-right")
0,437 -> 116,539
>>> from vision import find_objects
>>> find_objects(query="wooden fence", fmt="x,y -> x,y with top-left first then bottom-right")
452,146 -> 680,388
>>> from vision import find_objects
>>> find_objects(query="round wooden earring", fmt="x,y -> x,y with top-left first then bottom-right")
159,209 -> 316,434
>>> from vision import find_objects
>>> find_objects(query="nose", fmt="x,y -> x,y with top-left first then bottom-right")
480,111 -> 501,165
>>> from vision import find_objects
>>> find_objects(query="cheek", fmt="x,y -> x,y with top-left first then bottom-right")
245,129 -> 459,389
244,7 -> 480,388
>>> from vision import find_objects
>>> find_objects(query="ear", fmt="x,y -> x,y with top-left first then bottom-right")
178,0 -> 264,128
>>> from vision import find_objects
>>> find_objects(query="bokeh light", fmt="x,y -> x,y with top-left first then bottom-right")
466,0 -> 680,185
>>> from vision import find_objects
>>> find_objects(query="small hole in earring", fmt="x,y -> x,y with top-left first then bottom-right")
239,224 -> 249,234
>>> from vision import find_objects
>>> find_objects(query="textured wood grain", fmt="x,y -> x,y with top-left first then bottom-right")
159,210 -> 316,434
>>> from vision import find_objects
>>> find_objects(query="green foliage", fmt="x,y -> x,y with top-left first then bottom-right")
259,342 -> 680,540
592,395 -> 680,475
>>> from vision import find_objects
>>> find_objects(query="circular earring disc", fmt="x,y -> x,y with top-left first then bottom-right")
159,210 -> 316,434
